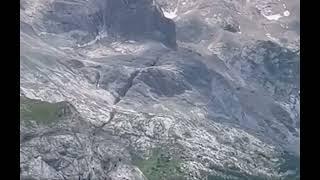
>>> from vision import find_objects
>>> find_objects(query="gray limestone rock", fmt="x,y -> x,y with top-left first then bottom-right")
20,0 -> 300,179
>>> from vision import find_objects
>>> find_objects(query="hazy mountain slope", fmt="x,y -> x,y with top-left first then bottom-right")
20,0 -> 300,179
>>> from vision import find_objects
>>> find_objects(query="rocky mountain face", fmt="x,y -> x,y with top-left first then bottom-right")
20,0 -> 300,179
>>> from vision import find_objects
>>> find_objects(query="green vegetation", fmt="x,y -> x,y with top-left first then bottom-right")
207,152 -> 300,180
20,96 -> 65,126
207,174 -> 269,180
207,168 -> 268,180
207,162 -> 277,180
133,148 -> 185,180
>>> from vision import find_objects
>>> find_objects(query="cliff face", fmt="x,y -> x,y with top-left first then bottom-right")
21,0 -> 176,48
20,0 -> 299,179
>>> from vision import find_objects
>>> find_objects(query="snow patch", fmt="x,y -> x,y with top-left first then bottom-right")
162,7 -> 178,19
283,4 -> 287,9
38,32 -> 48,36
265,33 -> 281,44
283,10 -> 290,17
263,14 -> 283,21
59,46 -> 73,51
238,26 -> 242,34
77,31 -> 108,48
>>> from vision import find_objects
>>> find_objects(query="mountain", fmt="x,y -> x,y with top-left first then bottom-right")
20,0 -> 300,179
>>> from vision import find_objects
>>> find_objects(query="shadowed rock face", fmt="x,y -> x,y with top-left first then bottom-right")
29,0 -> 176,48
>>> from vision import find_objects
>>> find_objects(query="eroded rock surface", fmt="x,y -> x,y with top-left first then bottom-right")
20,0 -> 300,179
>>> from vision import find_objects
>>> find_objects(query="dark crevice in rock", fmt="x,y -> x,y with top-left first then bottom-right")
96,72 -> 101,88
113,70 -> 140,105
92,108 -> 117,136
21,133 -> 37,143
144,51 -> 168,67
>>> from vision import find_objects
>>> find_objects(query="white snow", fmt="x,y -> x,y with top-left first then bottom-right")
263,14 -> 283,21
59,46 -> 73,51
162,7 -> 178,19
283,4 -> 287,9
38,31 -> 54,36
238,26 -> 242,34
77,31 -> 108,47
283,10 -> 290,17
265,33 -> 281,44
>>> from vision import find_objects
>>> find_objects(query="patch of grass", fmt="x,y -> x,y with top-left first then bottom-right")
207,163 -> 273,180
207,152 -> 300,180
20,96 -> 65,126
132,148 -> 185,180
207,174 -> 269,180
